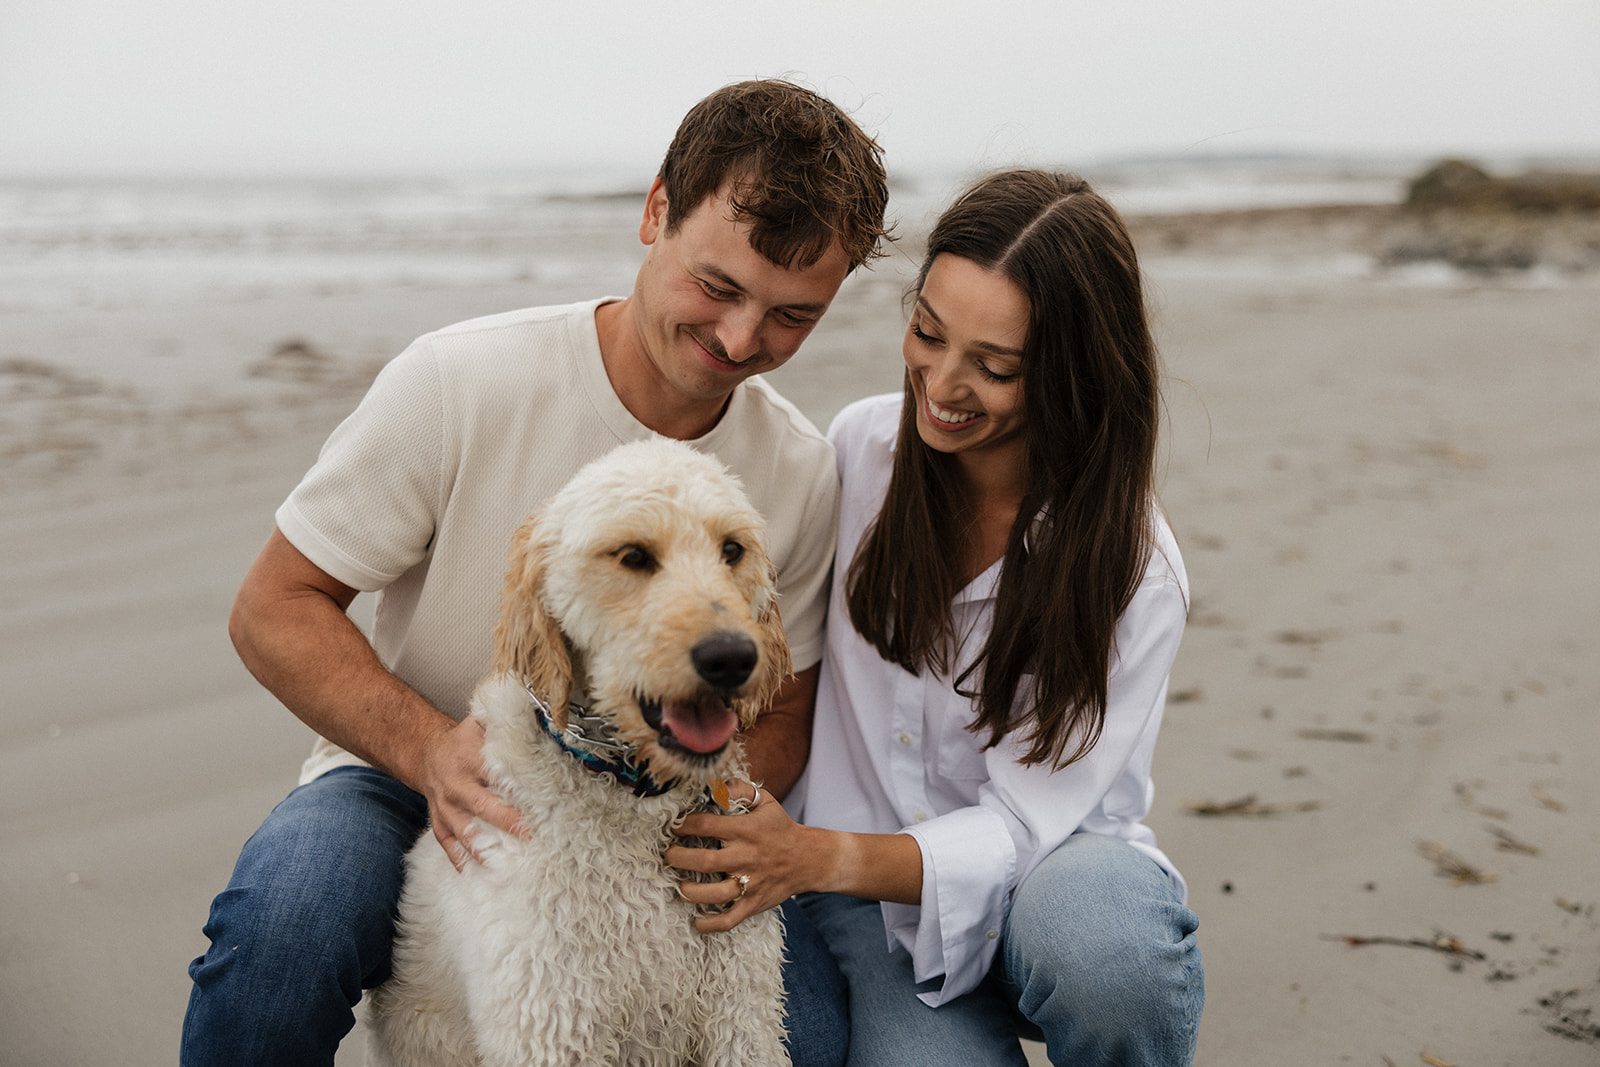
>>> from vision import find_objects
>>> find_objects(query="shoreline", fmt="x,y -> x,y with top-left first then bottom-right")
6,198 -> 1596,501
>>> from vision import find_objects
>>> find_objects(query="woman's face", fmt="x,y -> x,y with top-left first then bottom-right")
903,253 -> 1030,468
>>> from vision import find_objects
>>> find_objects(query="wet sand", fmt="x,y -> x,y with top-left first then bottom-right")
2,206 -> 1598,1065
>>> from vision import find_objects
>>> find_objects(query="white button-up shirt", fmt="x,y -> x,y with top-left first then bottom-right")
799,394 -> 1189,1006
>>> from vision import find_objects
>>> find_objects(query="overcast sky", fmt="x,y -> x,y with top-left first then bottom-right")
4,0 -> 1598,177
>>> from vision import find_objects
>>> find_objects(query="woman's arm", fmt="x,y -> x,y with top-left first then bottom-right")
665,790 -> 923,934
882,566 -> 1190,1003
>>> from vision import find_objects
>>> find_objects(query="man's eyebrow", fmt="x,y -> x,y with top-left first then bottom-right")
915,295 -> 1026,357
698,265 -> 745,293
698,264 -> 830,315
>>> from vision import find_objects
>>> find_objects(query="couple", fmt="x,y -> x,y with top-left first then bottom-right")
182,79 -> 1203,1066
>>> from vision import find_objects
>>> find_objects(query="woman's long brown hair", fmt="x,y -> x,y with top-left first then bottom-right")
845,170 -> 1161,769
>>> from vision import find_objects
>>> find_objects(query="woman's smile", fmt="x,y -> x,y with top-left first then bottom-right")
925,395 -> 980,427
902,253 -> 1029,463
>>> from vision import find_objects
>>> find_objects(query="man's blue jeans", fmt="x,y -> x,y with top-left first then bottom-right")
182,766 -> 848,1066
796,832 -> 1204,1066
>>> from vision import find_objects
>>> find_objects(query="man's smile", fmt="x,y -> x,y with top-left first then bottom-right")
687,327 -> 754,370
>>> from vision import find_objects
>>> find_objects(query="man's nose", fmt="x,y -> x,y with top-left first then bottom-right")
718,307 -> 765,364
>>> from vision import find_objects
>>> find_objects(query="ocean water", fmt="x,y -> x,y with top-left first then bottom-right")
0,173 -> 651,314
0,155 -> 1419,480
0,156 -> 1414,314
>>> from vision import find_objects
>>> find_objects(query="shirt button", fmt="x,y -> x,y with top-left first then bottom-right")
986,929 -> 999,940
913,811 -> 929,823
898,732 -> 914,747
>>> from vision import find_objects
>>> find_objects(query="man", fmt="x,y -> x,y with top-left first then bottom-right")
182,79 -> 889,1065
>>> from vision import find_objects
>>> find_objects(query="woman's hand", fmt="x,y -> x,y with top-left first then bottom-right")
666,782 -> 828,934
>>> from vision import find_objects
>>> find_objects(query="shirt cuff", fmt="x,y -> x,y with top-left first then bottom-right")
888,806 -> 1016,1006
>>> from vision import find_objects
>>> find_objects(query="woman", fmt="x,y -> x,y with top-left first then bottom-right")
670,169 -> 1203,1066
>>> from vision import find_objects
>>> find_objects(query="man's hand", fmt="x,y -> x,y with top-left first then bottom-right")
231,528 -> 528,871
416,716 -> 529,870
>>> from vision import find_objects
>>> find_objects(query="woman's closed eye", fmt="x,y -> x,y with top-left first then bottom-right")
976,361 -> 1020,384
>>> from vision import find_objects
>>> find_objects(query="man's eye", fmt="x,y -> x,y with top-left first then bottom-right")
721,539 -> 744,565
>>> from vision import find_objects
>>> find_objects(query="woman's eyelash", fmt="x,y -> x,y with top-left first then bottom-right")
912,319 -> 1019,382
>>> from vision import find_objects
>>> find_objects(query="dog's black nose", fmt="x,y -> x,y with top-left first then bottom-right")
691,631 -> 759,690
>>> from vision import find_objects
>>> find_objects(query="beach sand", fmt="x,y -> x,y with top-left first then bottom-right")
2,205 -> 1598,1065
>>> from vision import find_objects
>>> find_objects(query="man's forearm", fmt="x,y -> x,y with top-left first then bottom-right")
739,662 -> 819,801
229,528 -> 452,791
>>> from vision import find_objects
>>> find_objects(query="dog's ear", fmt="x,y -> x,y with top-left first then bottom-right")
492,513 -> 573,725
740,562 -> 793,729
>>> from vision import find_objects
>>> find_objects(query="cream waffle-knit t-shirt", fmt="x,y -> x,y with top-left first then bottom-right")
276,298 -> 839,784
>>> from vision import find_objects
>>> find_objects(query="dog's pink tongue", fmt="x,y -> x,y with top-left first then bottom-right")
662,699 -> 738,754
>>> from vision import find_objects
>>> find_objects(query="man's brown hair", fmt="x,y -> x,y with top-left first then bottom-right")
658,80 -> 890,272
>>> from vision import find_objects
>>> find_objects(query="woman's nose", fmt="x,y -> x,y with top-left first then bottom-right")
922,352 -> 964,399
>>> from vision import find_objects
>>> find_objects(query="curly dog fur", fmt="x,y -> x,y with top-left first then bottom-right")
367,439 -> 793,1066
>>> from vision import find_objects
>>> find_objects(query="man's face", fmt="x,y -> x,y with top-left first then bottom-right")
628,178 -> 852,407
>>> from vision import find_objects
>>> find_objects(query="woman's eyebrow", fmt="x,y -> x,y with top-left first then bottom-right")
916,295 -> 1025,358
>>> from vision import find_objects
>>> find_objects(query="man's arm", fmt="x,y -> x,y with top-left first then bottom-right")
737,662 -> 819,801
230,528 -> 525,867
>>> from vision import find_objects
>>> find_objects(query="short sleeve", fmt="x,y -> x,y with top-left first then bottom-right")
275,339 -> 448,591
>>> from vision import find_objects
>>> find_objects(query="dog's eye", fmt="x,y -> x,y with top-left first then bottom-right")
721,539 -> 744,566
617,545 -> 656,572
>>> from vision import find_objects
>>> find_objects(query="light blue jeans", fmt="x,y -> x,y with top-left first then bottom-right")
182,766 -> 849,1066
795,832 -> 1203,1066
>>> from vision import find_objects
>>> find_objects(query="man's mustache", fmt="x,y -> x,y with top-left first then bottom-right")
687,328 -> 751,365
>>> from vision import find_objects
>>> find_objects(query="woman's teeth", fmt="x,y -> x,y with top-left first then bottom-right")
928,398 -> 977,424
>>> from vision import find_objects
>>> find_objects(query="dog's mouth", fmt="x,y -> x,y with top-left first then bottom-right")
639,695 -> 739,758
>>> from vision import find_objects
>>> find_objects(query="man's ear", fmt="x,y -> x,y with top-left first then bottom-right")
639,175 -> 669,246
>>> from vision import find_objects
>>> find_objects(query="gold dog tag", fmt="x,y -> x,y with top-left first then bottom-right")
709,778 -> 732,811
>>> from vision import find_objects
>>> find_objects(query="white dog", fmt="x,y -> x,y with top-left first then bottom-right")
367,439 -> 793,1067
